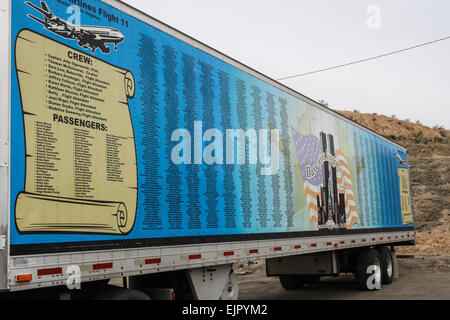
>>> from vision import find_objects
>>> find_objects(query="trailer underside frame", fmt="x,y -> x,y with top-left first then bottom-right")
5,229 -> 414,292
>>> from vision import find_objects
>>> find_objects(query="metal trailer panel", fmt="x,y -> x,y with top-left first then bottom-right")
9,0 -> 414,254
4,0 -> 415,292
0,0 -> 11,291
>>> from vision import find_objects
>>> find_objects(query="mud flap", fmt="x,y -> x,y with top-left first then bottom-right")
392,250 -> 400,280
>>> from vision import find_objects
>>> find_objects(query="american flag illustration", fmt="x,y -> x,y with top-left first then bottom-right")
291,127 -> 359,229
291,128 -> 323,225
335,150 -> 359,229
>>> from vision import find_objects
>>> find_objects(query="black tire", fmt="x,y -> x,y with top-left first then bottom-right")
356,249 -> 382,291
304,276 -> 320,285
90,285 -> 150,300
279,276 -> 319,290
377,246 -> 394,284
279,276 -> 305,290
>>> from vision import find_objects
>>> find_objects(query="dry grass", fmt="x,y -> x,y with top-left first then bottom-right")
337,110 -> 449,141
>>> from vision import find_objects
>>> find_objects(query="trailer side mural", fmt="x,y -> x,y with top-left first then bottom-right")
10,0 -> 413,252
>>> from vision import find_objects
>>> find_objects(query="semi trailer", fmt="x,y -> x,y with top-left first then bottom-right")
0,0 -> 414,299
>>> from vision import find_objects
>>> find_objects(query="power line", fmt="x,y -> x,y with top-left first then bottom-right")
276,35 -> 450,81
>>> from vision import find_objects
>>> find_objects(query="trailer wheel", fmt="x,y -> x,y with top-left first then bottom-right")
377,246 -> 394,284
356,249 -> 382,290
279,275 -> 319,290
279,276 -> 305,290
90,285 -> 150,300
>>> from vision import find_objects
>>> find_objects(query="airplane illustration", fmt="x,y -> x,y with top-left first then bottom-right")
25,1 -> 125,54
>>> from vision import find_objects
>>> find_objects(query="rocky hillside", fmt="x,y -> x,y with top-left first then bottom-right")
336,110 -> 450,257
338,110 -> 448,142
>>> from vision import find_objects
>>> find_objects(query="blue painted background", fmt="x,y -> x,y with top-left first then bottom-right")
10,0 -> 413,246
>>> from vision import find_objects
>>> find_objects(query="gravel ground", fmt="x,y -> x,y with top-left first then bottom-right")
235,256 -> 450,300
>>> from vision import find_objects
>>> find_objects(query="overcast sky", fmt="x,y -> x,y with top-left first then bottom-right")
125,0 -> 450,129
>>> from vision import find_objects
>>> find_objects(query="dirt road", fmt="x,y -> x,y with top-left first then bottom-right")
236,256 -> 450,300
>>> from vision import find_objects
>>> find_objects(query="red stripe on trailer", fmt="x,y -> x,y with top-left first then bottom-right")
274,247 -> 282,252
294,245 -> 302,249
311,243 -> 317,247
145,258 -> 161,265
362,239 -> 366,242
327,242 -> 332,246
388,236 -> 392,240
37,267 -> 63,276
340,241 -> 345,244
189,254 -> 202,260
249,249 -> 259,254
372,238 -> 376,241
380,237 -> 383,240
223,251 -> 234,257
93,263 -> 113,270
351,240 -> 356,243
